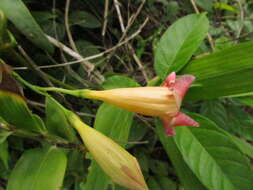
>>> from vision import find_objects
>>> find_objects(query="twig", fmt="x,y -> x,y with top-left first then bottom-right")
65,0 -> 78,53
114,0 -> 126,32
102,0 -> 110,36
64,0 -> 101,85
113,0 -> 149,82
14,19 -> 149,70
128,44 -> 149,82
190,0 -> 215,51
47,35 -> 95,72
119,0 -> 146,41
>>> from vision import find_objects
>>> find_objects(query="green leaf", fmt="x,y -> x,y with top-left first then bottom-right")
215,37 -> 235,51
0,130 -> 12,144
200,100 -> 229,131
191,112 -> 253,158
102,75 -> 140,89
182,41 -> 253,100
84,76 -> 138,190
174,113 -> 253,190
195,0 -> 214,12
214,2 -> 237,12
69,11 -> 101,29
0,91 -> 46,133
157,176 -> 177,190
0,0 -> 54,53
45,96 -> 77,142
236,96 -> 253,107
156,120 -> 208,190
7,147 -> 67,190
147,177 -> 162,190
154,13 -> 209,79
0,130 -> 9,169
226,104 -> 253,141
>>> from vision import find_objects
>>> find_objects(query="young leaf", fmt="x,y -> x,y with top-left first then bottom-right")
7,147 -> 67,190
174,113 -> 253,190
155,13 -> 209,79
0,0 -> 54,53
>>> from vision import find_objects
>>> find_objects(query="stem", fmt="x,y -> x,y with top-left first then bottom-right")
13,72 -> 94,99
12,71 -> 47,96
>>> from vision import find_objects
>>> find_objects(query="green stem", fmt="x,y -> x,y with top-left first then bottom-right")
12,71 -> 47,96
13,71 -> 93,99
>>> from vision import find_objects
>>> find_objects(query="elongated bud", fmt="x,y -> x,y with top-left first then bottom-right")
66,112 -> 149,190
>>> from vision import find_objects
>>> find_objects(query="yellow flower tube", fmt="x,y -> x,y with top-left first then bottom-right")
67,112 -> 149,190
81,72 -> 199,136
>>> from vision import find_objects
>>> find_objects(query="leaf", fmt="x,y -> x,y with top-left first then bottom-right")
200,100 -> 229,131
214,2 -> 237,12
102,75 -> 140,89
157,176 -> 177,190
126,121 -> 148,149
149,159 -> 169,176
0,91 -> 46,133
226,104 -> 253,141
236,96 -> 253,107
69,11 -> 101,29
182,41 -> 253,100
0,130 -> 10,169
0,141 -> 9,169
147,177 -> 162,190
174,113 -> 253,190
215,37 -> 235,51
0,0 -> 54,53
154,13 -> 209,79
156,120 -> 208,190
84,76 -> 138,190
7,147 -> 67,190
45,96 -> 77,142
192,112 -> 253,158
0,130 -> 12,144
195,0 -> 214,12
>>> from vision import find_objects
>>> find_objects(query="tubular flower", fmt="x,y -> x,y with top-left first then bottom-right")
83,72 -> 199,136
67,112 -> 149,190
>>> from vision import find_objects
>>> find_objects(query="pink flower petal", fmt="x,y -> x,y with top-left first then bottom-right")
174,75 -> 195,100
162,118 -> 176,136
164,72 -> 176,89
171,112 -> 199,127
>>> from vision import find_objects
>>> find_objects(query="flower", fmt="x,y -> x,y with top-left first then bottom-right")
82,72 -> 199,136
67,112 -> 149,190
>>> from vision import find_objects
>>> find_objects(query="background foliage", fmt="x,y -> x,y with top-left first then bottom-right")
0,0 -> 253,190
